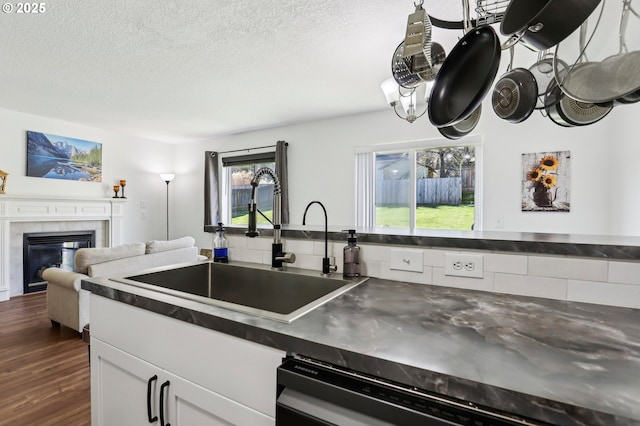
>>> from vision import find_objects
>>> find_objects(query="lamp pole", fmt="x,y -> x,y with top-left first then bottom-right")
160,174 -> 175,240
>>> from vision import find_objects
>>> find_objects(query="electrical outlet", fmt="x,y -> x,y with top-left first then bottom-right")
390,248 -> 424,272
445,253 -> 484,278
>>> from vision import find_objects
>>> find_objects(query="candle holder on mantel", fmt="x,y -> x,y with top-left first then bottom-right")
112,185 -> 120,198
119,180 -> 127,198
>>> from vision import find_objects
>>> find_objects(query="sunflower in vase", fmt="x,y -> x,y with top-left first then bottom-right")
527,155 -> 559,208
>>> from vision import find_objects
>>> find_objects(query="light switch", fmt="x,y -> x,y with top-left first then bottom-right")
390,248 -> 424,272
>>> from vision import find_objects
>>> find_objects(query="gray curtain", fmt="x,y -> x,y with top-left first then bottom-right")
275,140 -> 289,224
204,151 -> 219,227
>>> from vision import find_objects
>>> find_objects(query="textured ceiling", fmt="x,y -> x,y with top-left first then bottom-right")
0,0 -> 468,143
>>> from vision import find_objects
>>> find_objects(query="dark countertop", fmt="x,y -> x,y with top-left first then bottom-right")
83,269 -> 640,426
211,224 -> 640,260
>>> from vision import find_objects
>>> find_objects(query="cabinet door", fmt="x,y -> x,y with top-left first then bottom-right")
91,294 -> 286,417
91,338 -> 161,426
165,369 -> 274,426
92,338 -> 274,426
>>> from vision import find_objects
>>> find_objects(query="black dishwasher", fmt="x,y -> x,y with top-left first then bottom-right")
276,356 -> 547,426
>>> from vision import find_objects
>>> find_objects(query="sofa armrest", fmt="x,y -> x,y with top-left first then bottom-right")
42,268 -> 88,292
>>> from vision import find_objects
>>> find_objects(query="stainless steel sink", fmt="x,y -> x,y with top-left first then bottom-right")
111,261 -> 368,323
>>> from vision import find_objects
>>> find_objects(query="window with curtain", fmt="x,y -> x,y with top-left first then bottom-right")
356,140 -> 479,231
222,152 -> 276,225
204,141 -> 289,231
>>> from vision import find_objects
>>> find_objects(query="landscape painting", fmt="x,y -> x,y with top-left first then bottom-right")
26,131 -> 102,181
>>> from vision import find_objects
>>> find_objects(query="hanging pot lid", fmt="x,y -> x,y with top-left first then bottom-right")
561,51 -> 640,103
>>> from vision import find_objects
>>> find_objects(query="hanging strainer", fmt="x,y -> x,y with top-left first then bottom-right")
528,52 -> 568,110
555,0 -> 640,103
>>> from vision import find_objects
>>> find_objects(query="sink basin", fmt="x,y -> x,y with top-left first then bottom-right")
111,261 -> 368,323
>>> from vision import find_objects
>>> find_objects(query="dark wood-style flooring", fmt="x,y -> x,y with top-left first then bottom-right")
0,292 -> 90,426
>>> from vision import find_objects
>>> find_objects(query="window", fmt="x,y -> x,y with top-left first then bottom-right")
356,139 -> 479,231
221,153 -> 276,225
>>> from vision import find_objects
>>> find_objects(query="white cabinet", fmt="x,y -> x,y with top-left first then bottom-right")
91,339 -> 157,425
91,339 -> 273,426
89,294 -> 286,426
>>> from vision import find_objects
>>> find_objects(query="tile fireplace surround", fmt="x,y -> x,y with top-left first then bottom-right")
0,195 -> 126,301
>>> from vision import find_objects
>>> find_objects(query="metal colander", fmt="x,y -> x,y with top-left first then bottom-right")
392,42 -> 422,89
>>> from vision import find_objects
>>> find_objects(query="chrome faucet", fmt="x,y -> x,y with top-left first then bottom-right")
302,200 -> 337,275
246,167 -> 295,270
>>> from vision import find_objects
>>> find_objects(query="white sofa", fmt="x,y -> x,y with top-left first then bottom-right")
43,236 -> 201,333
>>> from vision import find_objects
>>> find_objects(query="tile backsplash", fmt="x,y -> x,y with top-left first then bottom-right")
226,235 -> 640,310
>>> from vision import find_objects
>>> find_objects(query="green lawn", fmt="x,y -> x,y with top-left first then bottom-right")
376,205 -> 474,230
231,210 -> 273,225
232,205 -> 474,230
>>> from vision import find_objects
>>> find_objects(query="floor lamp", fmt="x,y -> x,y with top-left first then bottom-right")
160,173 -> 175,240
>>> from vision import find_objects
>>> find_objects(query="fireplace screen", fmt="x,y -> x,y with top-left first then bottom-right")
23,231 -> 96,293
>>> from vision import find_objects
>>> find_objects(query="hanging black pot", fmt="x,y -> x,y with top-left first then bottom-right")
492,68 -> 538,123
615,89 -> 640,104
500,0 -> 602,51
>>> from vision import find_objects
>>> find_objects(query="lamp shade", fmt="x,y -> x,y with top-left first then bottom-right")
160,173 -> 175,182
380,77 -> 400,105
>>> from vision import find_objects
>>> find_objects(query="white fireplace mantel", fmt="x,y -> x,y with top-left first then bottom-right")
0,195 -> 127,301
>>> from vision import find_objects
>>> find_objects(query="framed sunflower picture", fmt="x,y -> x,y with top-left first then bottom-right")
521,151 -> 570,212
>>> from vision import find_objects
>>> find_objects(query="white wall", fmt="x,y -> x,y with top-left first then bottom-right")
0,108 -> 174,243
174,99 -> 638,251
607,104 -> 640,236
478,97 -> 614,235
3,94 -> 637,255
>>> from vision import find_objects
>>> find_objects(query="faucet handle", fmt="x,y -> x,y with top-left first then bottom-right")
322,256 -> 338,275
276,252 -> 296,264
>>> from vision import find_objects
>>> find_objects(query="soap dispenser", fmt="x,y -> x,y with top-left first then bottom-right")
342,229 -> 361,278
213,222 -> 229,263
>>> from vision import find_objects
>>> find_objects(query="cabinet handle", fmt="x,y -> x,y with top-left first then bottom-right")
147,375 -> 158,423
160,380 -> 170,426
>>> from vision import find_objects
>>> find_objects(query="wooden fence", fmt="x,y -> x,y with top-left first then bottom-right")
231,184 -> 274,216
376,177 -> 465,206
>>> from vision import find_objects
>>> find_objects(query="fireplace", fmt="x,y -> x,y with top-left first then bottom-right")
23,231 -> 96,294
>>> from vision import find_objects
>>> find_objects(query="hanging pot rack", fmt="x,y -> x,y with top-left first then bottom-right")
425,0 -> 509,30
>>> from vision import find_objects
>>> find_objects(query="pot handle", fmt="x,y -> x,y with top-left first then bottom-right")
461,0 -> 472,33
500,21 -> 549,51
500,33 -> 524,50
619,0 -> 631,53
506,46 -> 514,72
